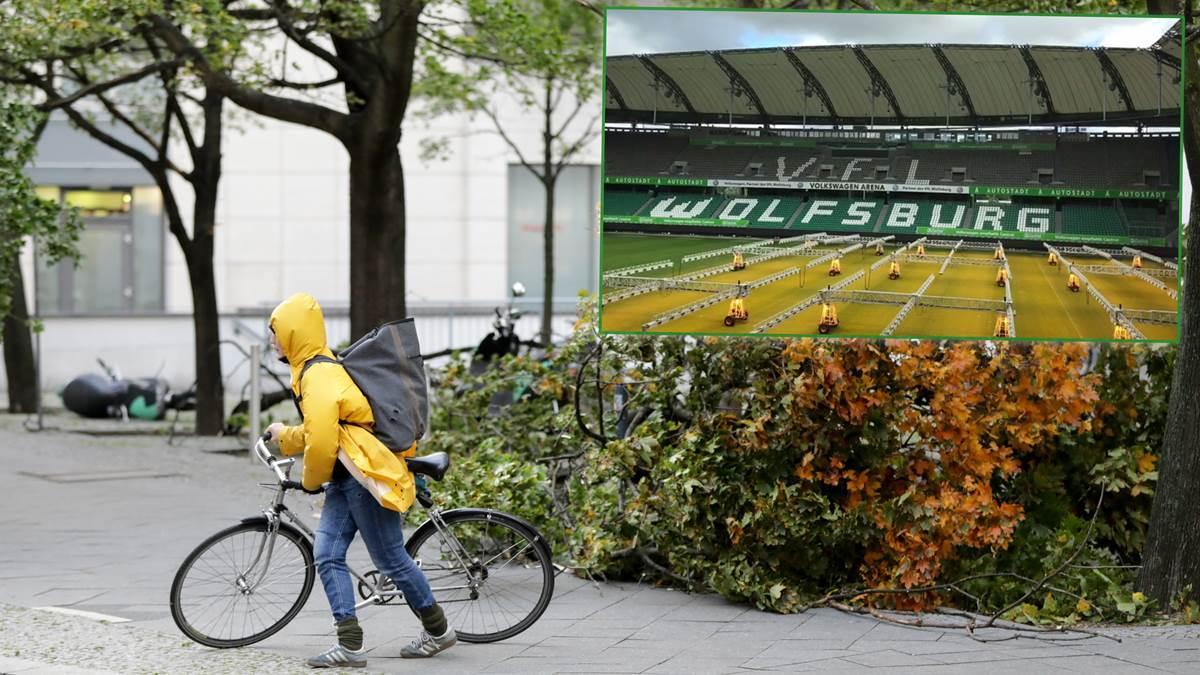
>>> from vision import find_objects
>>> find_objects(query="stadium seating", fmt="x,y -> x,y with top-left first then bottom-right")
604,185 -> 1153,244
1062,203 -> 1127,237
603,190 -> 651,216
1122,203 -> 1173,239
711,196 -> 805,226
879,199 -> 972,233
640,192 -> 728,220
787,198 -> 883,232
603,132 -> 690,175
604,130 -> 1178,190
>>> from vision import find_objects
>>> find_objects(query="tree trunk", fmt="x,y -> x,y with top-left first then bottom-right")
1137,12 -> 1197,604
542,175 -> 556,347
187,190 -> 224,434
1145,0 -> 1181,15
348,146 -> 406,340
541,78 -> 555,348
3,264 -> 38,413
182,93 -> 225,435
1137,190 -> 1200,605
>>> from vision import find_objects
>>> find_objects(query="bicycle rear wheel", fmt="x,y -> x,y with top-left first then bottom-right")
406,509 -> 554,643
170,520 -> 315,648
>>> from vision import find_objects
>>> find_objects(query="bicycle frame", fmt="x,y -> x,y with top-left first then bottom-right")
250,438 -> 483,610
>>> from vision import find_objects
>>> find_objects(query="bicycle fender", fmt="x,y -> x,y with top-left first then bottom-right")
238,516 -> 312,547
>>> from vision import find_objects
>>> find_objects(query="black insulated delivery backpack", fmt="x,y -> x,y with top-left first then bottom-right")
297,318 -> 430,451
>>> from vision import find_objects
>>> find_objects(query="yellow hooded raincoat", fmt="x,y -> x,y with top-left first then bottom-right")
271,293 -> 417,512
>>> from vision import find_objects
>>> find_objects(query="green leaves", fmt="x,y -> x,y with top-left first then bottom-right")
0,102 -> 82,326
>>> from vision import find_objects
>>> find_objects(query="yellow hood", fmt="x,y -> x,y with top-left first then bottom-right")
269,292 -> 335,395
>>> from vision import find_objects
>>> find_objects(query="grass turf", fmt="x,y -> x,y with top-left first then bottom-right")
599,234 -> 1179,340
1009,254 -> 1114,340
601,233 -> 764,277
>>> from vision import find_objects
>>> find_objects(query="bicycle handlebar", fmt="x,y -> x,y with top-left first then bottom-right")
253,436 -> 294,484
282,479 -> 324,495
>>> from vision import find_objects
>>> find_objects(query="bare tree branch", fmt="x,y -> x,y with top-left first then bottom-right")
479,103 -> 543,182
553,114 -> 598,180
418,29 -> 518,66
63,63 -> 162,150
267,75 -> 342,90
148,14 -> 348,142
574,0 -> 603,18
553,89 -> 588,141
267,0 -> 371,97
141,32 -> 200,160
37,59 -> 181,112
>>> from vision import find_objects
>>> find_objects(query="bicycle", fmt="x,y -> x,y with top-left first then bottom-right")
169,433 -> 555,648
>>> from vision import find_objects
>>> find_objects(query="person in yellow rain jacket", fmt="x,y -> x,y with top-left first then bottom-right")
265,293 -> 455,669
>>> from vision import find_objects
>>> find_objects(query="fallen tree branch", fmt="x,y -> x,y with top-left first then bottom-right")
984,483 -> 1107,628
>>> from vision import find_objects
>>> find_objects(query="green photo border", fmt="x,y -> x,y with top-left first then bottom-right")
596,4 -> 1185,345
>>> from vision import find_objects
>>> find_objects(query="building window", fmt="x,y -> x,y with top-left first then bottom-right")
35,186 -> 164,315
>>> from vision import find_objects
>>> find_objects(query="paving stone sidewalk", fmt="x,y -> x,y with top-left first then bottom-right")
1,414 -> 1198,674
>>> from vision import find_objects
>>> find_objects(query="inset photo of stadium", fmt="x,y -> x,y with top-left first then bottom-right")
599,9 -> 1182,341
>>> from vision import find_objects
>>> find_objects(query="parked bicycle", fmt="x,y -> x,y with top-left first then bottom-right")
169,433 -> 555,648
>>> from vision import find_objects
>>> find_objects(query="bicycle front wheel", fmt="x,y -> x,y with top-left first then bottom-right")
170,520 -> 315,648
406,509 -> 555,643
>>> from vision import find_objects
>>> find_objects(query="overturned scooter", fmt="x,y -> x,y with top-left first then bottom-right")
61,359 -> 190,421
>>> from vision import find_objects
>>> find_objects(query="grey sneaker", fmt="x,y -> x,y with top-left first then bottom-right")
306,643 -> 367,668
400,627 -> 457,658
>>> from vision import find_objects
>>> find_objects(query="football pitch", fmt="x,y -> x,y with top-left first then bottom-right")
600,233 -> 1179,341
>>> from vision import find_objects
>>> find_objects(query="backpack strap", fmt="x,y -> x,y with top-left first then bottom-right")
290,356 -> 372,436
292,355 -> 339,420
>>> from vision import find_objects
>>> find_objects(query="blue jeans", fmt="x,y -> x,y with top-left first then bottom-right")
314,470 -> 435,622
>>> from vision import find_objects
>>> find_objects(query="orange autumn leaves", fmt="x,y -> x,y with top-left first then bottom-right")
734,339 -> 1100,605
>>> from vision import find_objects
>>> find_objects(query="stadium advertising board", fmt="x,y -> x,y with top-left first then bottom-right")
607,177 -> 1172,200
605,176 -> 708,186
971,186 -> 1173,200
603,215 -> 749,227
914,228 -> 1167,247
606,176 -> 970,194
711,180 -> 971,194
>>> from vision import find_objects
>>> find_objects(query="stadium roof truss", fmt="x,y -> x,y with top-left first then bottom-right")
931,47 -> 978,121
783,49 -> 840,122
1018,46 -> 1057,117
710,52 -> 772,126
606,76 -> 630,116
605,38 -> 1181,127
853,47 -> 904,122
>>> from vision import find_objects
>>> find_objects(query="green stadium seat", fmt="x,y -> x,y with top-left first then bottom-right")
788,199 -> 883,233
709,196 -> 804,227
603,190 -> 651,216
641,192 -> 727,221
1062,204 -> 1127,237
1123,204 -> 1170,239
879,199 -> 971,234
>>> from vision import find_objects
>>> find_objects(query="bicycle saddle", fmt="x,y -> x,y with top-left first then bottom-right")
405,452 -> 449,481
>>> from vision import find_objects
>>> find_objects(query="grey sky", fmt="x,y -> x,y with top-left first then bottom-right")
606,10 -> 1179,56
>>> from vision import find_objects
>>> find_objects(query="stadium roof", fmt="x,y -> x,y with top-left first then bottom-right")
605,40 -> 1182,128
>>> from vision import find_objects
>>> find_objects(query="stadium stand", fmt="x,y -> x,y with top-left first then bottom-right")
712,196 -> 806,227
601,187 -> 1177,245
788,198 -> 883,232
640,192 -> 728,220
1122,202 -> 1173,238
603,190 -> 651,216
604,132 -> 691,176
604,130 -> 1178,190
904,148 -> 1046,185
879,199 -> 972,232
1062,202 -> 1127,237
